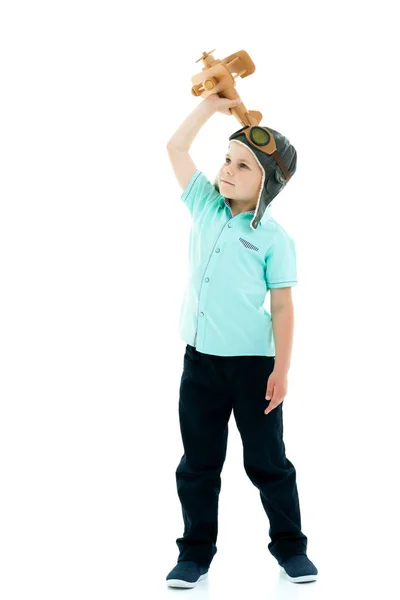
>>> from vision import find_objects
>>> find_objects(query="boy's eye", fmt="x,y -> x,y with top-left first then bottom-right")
225,158 -> 247,168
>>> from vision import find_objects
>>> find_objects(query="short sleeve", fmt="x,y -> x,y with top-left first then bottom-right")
181,170 -> 222,220
265,231 -> 298,288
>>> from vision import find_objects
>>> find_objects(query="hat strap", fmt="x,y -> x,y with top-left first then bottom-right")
271,150 -> 292,183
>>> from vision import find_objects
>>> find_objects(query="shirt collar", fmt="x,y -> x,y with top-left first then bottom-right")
222,197 -> 271,227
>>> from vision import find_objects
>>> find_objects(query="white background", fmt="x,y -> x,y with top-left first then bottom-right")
1,1 -> 399,598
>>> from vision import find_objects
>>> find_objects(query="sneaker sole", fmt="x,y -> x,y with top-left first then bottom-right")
279,566 -> 317,583
166,573 -> 208,588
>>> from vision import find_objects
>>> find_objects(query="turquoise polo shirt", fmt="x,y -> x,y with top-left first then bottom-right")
178,170 -> 297,357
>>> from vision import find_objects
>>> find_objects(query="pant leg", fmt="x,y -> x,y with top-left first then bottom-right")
231,354 -> 308,564
175,344 -> 232,567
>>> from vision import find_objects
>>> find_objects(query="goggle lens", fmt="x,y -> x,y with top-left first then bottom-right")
250,127 -> 270,146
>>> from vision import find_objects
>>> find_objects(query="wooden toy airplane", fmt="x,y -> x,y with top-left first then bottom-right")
191,49 -> 262,127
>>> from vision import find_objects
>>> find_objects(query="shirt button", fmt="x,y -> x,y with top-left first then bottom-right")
200,312 -> 204,317
205,277 -> 210,282
215,248 -> 220,253
228,223 -> 232,228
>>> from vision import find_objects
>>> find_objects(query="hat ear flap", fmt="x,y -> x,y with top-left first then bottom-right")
264,168 -> 285,202
274,167 -> 286,185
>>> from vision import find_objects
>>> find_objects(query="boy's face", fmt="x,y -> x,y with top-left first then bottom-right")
218,142 -> 263,206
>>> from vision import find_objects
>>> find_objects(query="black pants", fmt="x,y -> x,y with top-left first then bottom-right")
175,344 -> 308,567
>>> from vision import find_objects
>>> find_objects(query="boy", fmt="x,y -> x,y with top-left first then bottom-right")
165,94 -> 318,588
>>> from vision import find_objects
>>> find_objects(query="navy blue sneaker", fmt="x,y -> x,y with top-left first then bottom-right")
166,560 -> 209,588
279,554 -> 318,583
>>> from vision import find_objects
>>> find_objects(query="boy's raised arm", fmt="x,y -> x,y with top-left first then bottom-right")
166,99 -> 215,193
166,146 -> 198,194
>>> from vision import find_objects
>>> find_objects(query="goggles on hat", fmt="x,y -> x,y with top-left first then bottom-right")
229,125 -> 291,184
